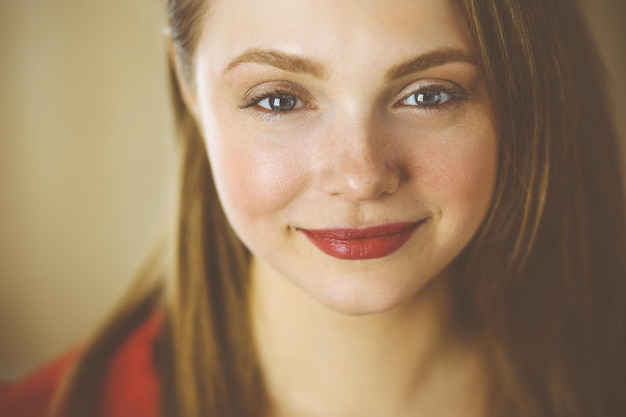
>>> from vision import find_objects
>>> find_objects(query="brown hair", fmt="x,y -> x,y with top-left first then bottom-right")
459,1 -> 626,415
59,0 -> 625,416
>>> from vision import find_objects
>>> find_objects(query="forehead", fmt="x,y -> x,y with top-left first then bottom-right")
197,0 -> 471,75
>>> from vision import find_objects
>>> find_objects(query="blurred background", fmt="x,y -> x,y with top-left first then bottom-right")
0,0 -> 175,379
0,0 -> 625,379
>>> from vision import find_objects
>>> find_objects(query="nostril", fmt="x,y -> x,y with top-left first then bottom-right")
321,156 -> 402,202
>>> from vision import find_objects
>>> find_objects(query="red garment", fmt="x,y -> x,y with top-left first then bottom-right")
0,314 -> 162,417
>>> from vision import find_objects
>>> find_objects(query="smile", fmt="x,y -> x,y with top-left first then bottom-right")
299,221 -> 425,260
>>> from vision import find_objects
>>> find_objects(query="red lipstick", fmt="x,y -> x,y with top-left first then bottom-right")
300,221 -> 423,260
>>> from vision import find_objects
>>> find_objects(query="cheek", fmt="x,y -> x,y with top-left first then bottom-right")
444,147 -> 496,233
203,121 -> 308,232
434,144 -> 495,202
406,123 -> 498,225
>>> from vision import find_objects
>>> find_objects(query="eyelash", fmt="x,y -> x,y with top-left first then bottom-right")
397,82 -> 469,110
240,81 -> 469,117
241,88 -> 308,112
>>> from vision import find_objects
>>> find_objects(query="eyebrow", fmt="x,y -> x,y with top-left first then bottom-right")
385,48 -> 478,81
224,47 -> 477,81
226,49 -> 327,79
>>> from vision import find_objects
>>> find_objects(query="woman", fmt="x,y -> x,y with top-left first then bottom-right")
1,0 -> 624,416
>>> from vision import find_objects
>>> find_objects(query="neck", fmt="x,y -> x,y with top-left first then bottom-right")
249,257 -> 487,417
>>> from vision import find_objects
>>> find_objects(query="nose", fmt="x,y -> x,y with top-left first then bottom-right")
317,117 -> 402,202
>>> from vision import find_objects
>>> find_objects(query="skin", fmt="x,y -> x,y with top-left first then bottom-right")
178,0 -> 498,415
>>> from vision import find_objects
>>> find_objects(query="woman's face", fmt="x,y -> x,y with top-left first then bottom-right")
187,0 -> 498,315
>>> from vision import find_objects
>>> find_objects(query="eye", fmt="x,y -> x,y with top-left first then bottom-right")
240,82 -> 314,120
248,92 -> 304,112
402,90 -> 452,107
257,93 -> 300,112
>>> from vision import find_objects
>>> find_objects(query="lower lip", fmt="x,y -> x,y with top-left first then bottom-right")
300,221 -> 424,260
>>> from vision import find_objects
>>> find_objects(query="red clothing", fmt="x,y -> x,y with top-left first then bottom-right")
0,314 -> 162,417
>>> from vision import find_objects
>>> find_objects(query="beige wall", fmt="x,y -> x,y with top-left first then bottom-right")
0,0 -> 175,379
0,0 -> 624,379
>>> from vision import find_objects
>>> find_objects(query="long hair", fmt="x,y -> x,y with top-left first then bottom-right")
58,1 -> 625,416
458,1 -> 626,415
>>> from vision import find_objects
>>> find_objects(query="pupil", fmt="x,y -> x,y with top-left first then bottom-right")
417,92 -> 441,106
270,94 -> 296,111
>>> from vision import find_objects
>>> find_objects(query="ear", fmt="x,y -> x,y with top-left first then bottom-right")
167,34 -> 201,121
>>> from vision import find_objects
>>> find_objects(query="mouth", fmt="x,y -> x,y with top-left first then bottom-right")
299,220 -> 426,260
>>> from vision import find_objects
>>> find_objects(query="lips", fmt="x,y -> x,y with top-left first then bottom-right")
300,221 -> 424,260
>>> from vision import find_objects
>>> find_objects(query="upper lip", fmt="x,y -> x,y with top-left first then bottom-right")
299,221 -> 425,240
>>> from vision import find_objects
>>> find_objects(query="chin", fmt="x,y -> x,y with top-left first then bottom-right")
310,277 -> 426,316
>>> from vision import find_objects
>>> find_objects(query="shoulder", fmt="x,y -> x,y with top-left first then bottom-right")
0,348 -> 79,417
100,311 -> 163,417
0,312 -> 163,417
